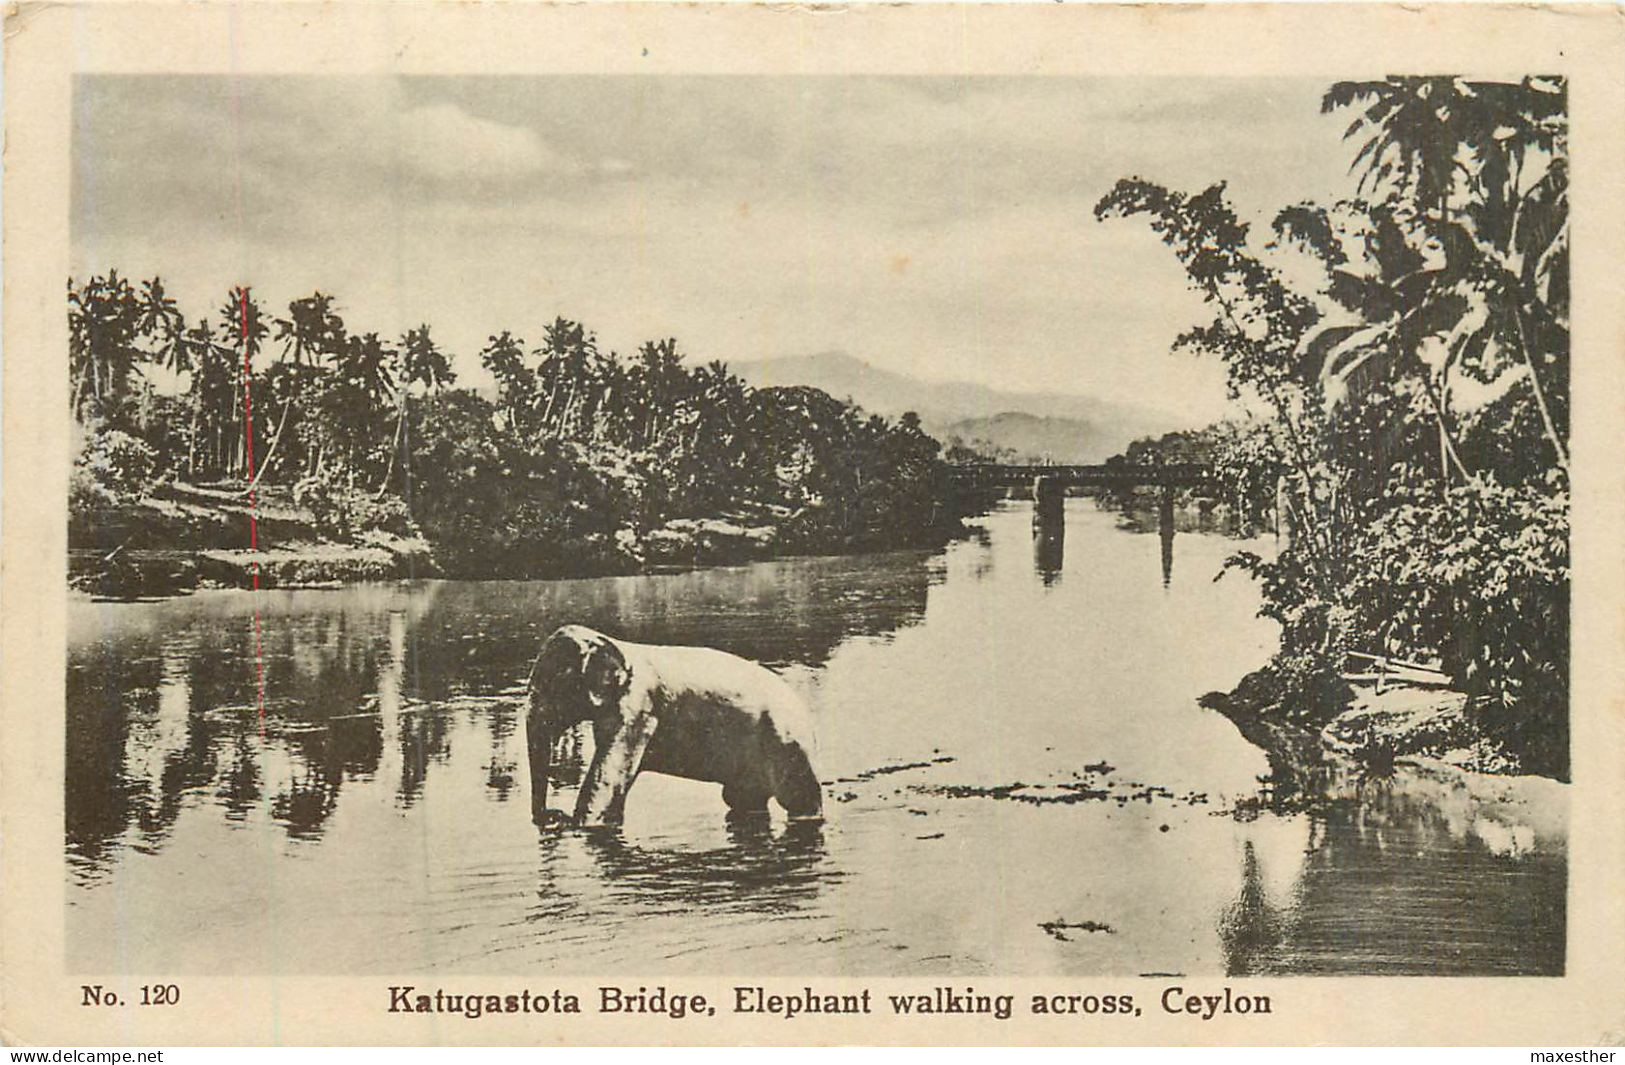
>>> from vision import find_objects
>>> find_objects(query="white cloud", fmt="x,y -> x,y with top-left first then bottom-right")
74,75 -> 1361,425
394,100 -> 560,183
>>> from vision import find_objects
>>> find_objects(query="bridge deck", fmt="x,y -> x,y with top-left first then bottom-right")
946,462 -> 1217,489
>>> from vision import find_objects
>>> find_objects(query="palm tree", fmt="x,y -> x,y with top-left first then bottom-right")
247,292 -> 347,491
1277,200 -> 1471,487
216,287 -> 270,478
1322,77 -> 1570,471
275,292 -> 345,369
634,338 -> 686,447
378,324 -> 455,494
326,331 -> 396,483
137,277 -> 185,369
1324,77 -> 1466,221
68,271 -> 145,422
178,317 -> 228,476
480,331 -> 532,433
535,318 -> 597,438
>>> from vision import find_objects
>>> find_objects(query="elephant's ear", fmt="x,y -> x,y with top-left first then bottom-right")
583,639 -> 632,709
530,632 -> 581,709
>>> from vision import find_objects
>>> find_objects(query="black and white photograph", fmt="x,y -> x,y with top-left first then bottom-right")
61,68 -> 1572,977
6,0 -> 1624,1049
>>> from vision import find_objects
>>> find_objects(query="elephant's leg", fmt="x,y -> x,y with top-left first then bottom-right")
722,782 -> 771,822
526,714 -> 553,828
772,750 -> 824,822
574,715 -> 657,827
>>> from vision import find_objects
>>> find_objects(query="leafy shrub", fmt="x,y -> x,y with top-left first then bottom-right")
404,391 -> 646,577
293,472 -> 417,539
1345,473 -> 1569,776
1226,468 -> 1569,777
71,427 -> 159,509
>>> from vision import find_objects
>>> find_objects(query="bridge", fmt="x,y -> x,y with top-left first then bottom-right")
946,462 -> 1223,589
945,462 -> 1218,491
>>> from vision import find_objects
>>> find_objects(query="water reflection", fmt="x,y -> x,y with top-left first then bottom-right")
1218,841 -> 1286,976
1220,769 -> 1566,975
1033,526 -> 1065,588
65,502 -> 1565,976
67,552 -> 934,868
1159,517 -> 1176,589
576,820 -> 829,910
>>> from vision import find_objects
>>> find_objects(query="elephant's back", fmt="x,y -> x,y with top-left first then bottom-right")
635,642 -> 817,746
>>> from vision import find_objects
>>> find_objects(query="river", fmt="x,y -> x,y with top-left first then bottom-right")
65,500 -> 1565,975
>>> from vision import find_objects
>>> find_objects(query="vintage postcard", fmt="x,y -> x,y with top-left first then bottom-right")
4,0 -> 1624,1048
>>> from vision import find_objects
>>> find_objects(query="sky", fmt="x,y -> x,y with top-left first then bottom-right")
72,75 -> 1358,425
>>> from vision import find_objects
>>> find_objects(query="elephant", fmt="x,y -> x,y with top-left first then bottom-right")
526,624 -> 824,828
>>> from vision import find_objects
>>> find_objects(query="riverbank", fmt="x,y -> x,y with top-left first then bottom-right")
69,480 -> 985,599
69,482 -> 435,597
1199,665 -> 1568,796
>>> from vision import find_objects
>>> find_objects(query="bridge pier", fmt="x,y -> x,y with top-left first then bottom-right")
1032,475 -> 1067,528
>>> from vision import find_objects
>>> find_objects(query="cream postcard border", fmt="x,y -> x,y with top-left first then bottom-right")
4,2 -> 1624,1046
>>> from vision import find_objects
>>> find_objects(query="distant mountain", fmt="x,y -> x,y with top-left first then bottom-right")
933,412 -> 1127,464
727,351 -> 1176,463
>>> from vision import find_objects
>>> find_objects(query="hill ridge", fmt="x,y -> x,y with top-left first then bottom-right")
726,350 -> 1176,463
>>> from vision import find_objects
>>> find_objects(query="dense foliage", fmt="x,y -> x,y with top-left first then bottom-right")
69,281 -> 962,577
1095,77 -> 1570,776
1094,423 -> 1278,533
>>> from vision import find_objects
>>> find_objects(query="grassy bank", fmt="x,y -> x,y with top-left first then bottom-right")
69,482 -> 434,597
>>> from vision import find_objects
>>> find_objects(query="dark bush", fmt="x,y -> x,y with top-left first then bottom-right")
293,473 -> 417,539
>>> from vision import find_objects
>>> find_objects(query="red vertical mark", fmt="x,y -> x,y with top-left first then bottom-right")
239,288 -> 268,733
